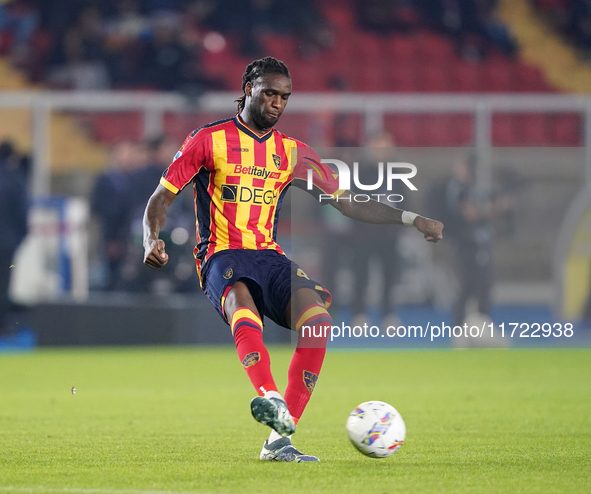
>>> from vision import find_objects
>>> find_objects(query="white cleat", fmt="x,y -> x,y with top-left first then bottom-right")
260,437 -> 319,462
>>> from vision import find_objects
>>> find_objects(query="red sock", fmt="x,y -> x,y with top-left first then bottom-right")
284,305 -> 331,421
231,307 -> 277,396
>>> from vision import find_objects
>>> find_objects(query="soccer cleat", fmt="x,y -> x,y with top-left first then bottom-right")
260,437 -> 319,462
250,396 -> 296,437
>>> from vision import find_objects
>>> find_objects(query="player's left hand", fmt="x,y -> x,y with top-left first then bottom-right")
414,216 -> 444,243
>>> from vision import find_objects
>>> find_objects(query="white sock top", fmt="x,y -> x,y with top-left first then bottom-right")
269,429 -> 291,443
263,390 -> 283,401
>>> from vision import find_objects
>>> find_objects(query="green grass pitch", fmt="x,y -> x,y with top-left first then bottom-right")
0,347 -> 590,494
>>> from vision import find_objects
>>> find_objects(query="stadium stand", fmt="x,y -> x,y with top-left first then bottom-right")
0,0 -> 582,147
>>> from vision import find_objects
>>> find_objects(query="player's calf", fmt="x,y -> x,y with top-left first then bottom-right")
284,303 -> 331,422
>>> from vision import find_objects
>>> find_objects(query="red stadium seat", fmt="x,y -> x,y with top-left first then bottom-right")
384,65 -> 418,92
353,33 -> 383,61
421,115 -> 455,145
514,63 -> 552,92
163,113 -> 229,143
493,114 -> 519,147
290,60 -> 328,91
451,61 -> 483,92
415,64 -> 452,92
350,60 -> 387,92
416,114 -> 471,146
387,36 -> 418,63
385,114 -> 422,146
451,114 -> 475,145
551,114 -> 582,146
262,34 -> 299,63
322,6 -> 355,27
532,0 -> 569,10
520,114 -> 550,145
482,57 -> 515,92
88,113 -> 143,143
415,31 -> 456,62
201,47 -> 245,85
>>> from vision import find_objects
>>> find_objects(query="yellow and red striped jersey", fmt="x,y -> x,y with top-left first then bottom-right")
160,115 -> 343,273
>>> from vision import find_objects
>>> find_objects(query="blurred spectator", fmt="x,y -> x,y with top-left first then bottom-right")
204,0 -> 332,58
2,0 -> 524,90
102,0 -> 149,85
132,135 -> 175,211
490,166 -> 525,237
117,135 -> 200,294
440,156 -> 494,325
317,118 -> 359,313
350,131 -> 405,327
417,0 -> 517,59
90,137 -> 200,293
4,0 -> 330,90
355,0 -> 419,34
0,0 -> 38,62
47,6 -> 111,89
90,139 -> 144,290
426,157 -> 522,323
136,12 -> 208,93
534,0 -> 591,58
0,139 -> 28,335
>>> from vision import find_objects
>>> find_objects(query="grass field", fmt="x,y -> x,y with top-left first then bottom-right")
1,347 -> 590,494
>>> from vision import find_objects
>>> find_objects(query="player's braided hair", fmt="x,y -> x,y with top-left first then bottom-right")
235,57 -> 291,113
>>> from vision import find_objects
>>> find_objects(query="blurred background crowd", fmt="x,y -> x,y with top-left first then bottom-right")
2,0 -> 523,92
1,0 -> 590,343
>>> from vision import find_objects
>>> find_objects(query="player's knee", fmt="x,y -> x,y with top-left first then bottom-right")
294,303 -> 332,333
230,306 -> 263,340
290,288 -> 330,328
224,281 -> 260,322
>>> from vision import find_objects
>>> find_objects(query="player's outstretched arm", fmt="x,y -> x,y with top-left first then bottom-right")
330,191 -> 444,243
143,184 -> 177,269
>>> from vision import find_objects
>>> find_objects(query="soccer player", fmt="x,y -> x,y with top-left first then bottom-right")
143,57 -> 443,462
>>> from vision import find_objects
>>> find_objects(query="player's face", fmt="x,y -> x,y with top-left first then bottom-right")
247,74 -> 292,130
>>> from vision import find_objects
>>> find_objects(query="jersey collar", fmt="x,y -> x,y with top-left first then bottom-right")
234,115 -> 274,143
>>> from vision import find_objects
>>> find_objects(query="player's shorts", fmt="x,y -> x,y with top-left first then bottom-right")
200,249 -> 331,329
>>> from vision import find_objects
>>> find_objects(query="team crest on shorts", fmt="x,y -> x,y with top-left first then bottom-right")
242,352 -> 260,367
303,370 -> 318,393
223,268 -> 233,279
272,154 -> 281,169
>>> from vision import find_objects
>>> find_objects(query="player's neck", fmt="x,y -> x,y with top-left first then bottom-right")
238,111 -> 272,136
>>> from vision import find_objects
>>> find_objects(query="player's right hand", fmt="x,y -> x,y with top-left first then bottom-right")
414,216 -> 444,243
143,238 -> 169,269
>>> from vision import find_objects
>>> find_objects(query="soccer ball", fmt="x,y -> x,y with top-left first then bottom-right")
346,401 -> 406,458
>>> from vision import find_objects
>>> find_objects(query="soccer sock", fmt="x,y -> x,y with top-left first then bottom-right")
268,430 -> 291,443
283,304 -> 331,421
231,307 -> 277,396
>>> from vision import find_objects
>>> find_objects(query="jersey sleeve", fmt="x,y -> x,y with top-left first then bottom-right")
291,144 -> 345,201
160,129 -> 211,194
